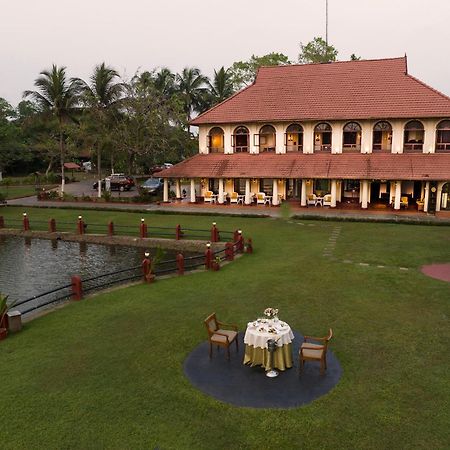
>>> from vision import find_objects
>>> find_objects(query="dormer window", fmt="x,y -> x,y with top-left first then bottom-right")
343,122 -> 362,151
373,121 -> 392,152
404,120 -> 424,152
232,126 -> 249,153
285,124 -> 303,152
256,125 -> 276,152
314,123 -> 332,152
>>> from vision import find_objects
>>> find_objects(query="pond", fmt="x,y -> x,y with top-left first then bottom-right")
0,236 -> 199,315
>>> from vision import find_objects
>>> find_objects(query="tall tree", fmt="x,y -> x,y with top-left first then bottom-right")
229,53 -> 291,90
24,65 -> 80,193
75,63 -> 123,197
298,37 -> 338,64
175,67 -> 209,124
153,67 -> 176,99
204,66 -> 235,108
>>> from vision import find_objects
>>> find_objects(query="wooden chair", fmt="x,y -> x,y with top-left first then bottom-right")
204,191 -> 214,203
204,313 -> 238,360
307,194 -> 317,206
299,328 -> 333,375
256,192 -> 266,205
323,194 -> 332,207
400,196 -> 409,209
229,192 -> 238,204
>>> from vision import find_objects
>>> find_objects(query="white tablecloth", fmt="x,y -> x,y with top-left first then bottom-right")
244,319 -> 294,349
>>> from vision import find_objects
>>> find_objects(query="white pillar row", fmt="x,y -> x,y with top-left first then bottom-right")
245,179 -> 251,205
301,179 -> 307,206
331,179 -> 337,207
436,182 -> 445,212
218,178 -> 224,204
394,181 -> 401,210
389,181 -> 396,204
163,179 -> 169,202
190,179 -> 196,203
272,179 -> 279,206
423,181 -> 430,213
175,179 -> 181,199
361,180 -> 369,209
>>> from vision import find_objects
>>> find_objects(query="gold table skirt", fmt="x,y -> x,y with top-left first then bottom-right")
243,343 -> 293,371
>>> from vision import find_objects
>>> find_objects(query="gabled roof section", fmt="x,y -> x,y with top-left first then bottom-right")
190,57 -> 450,125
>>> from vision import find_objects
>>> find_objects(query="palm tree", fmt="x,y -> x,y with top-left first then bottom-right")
154,67 -> 175,99
75,63 -> 123,197
207,67 -> 234,106
24,65 -> 80,193
175,67 -> 209,125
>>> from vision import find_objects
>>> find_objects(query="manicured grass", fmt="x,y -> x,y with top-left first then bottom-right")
0,186 -> 40,199
0,207 -> 449,449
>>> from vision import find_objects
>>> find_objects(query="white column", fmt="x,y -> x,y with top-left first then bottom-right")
337,181 -> 342,202
332,121 -> 343,154
436,182 -> 444,212
389,181 -> 396,204
276,125 -> 285,154
175,179 -> 181,199
361,121 -> 373,153
163,179 -> 169,202
272,179 -> 279,206
391,120 -> 404,153
218,178 -> 224,204
331,179 -> 337,207
303,123 -> 313,153
245,179 -> 251,205
394,181 -> 401,210
361,180 -> 369,209
190,179 -> 196,203
423,182 -> 430,212
224,125 -> 233,154
301,179 -> 307,206
368,181 -> 372,204
423,120 -> 435,154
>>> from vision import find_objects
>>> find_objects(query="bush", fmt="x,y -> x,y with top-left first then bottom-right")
0,192 -> 6,203
102,191 -> 112,202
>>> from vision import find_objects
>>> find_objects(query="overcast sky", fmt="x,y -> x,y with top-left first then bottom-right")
1,0 -> 449,106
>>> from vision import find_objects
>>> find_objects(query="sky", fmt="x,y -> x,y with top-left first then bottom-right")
1,0 -> 450,106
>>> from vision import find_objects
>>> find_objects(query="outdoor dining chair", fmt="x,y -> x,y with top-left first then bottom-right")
299,328 -> 333,375
204,313 -> 239,360
204,191 -> 214,203
307,194 -> 317,206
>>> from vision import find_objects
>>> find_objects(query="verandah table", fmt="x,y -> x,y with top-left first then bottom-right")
243,319 -> 294,371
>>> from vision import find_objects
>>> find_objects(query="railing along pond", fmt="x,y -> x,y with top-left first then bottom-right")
0,214 -> 251,316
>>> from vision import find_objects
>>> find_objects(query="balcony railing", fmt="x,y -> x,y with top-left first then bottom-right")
435,143 -> 450,152
342,144 -> 361,152
233,146 -> 248,153
403,143 -> 423,152
209,147 -> 224,154
314,144 -> 332,153
372,144 -> 392,152
286,144 -> 303,152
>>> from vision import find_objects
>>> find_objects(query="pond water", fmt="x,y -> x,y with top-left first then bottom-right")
0,236 -> 198,315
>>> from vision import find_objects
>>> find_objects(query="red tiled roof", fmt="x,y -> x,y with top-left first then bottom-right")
158,153 -> 450,181
190,57 -> 450,125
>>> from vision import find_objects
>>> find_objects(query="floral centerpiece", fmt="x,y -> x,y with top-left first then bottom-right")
263,307 -> 278,320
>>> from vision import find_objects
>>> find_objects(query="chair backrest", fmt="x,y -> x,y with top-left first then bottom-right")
401,196 -> 408,203
231,192 -> 238,199
323,328 -> 333,351
257,193 -> 265,201
204,313 -> 218,338
324,194 -> 332,202
205,191 -> 213,198
308,194 -> 316,200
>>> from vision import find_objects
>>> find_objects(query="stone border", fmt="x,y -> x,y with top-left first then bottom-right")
420,263 -> 450,282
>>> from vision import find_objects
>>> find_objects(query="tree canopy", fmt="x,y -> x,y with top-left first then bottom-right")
298,37 -> 338,64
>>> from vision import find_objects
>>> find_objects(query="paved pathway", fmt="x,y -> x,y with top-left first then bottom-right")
5,195 -> 450,224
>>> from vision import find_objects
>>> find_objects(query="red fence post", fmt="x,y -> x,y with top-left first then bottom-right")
225,242 -> 234,261
22,213 -> 30,231
71,275 -> 83,300
0,216 -> 4,228
49,218 -> 56,233
211,222 -> 220,242
140,218 -> 147,238
205,243 -> 213,269
108,221 -> 114,236
77,216 -> 84,235
142,253 -> 154,283
246,237 -> 253,254
176,253 -> 185,275
233,229 -> 240,243
175,224 -> 183,240
237,232 -> 244,253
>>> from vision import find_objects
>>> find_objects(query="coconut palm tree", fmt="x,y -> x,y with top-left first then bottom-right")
207,66 -> 235,106
175,67 -> 209,124
24,65 -> 81,193
75,63 -> 123,197
154,67 -> 175,99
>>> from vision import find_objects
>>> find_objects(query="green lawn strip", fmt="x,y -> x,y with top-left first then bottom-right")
0,208 -> 449,449
0,186 -> 42,199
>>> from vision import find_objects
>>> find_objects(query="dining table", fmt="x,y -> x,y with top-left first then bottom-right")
243,318 -> 294,371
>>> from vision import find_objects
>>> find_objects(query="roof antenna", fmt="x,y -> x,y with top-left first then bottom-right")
325,0 -> 329,45
404,53 -> 408,74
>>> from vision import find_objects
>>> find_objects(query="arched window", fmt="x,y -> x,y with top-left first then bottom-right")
207,127 -> 224,153
373,121 -> 392,152
232,126 -> 249,153
314,123 -> 332,152
285,124 -> 303,152
257,125 -> 276,152
404,120 -> 424,152
343,122 -> 362,151
436,120 -> 450,152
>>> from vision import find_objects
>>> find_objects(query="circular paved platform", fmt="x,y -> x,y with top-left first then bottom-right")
421,263 -> 450,282
184,331 -> 342,408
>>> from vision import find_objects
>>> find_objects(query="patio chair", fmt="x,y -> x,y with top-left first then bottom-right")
204,313 -> 238,360
299,328 -> 333,375
400,196 -> 409,209
307,194 -> 317,206
256,192 -> 266,205
204,191 -> 214,203
323,194 -> 332,207
230,192 -> 238,204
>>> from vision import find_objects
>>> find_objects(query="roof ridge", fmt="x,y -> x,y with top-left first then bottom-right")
257,56 -> 406,70
405,73 -> 450,103
190,82 -> 255,125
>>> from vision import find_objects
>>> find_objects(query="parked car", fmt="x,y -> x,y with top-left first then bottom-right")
141,178 -> 164,194
93,174 -> 135,191
150,163 -> 173,174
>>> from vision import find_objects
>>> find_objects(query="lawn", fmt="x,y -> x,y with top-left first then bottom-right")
0,207 -> 449,449
0,185 -> 40,199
